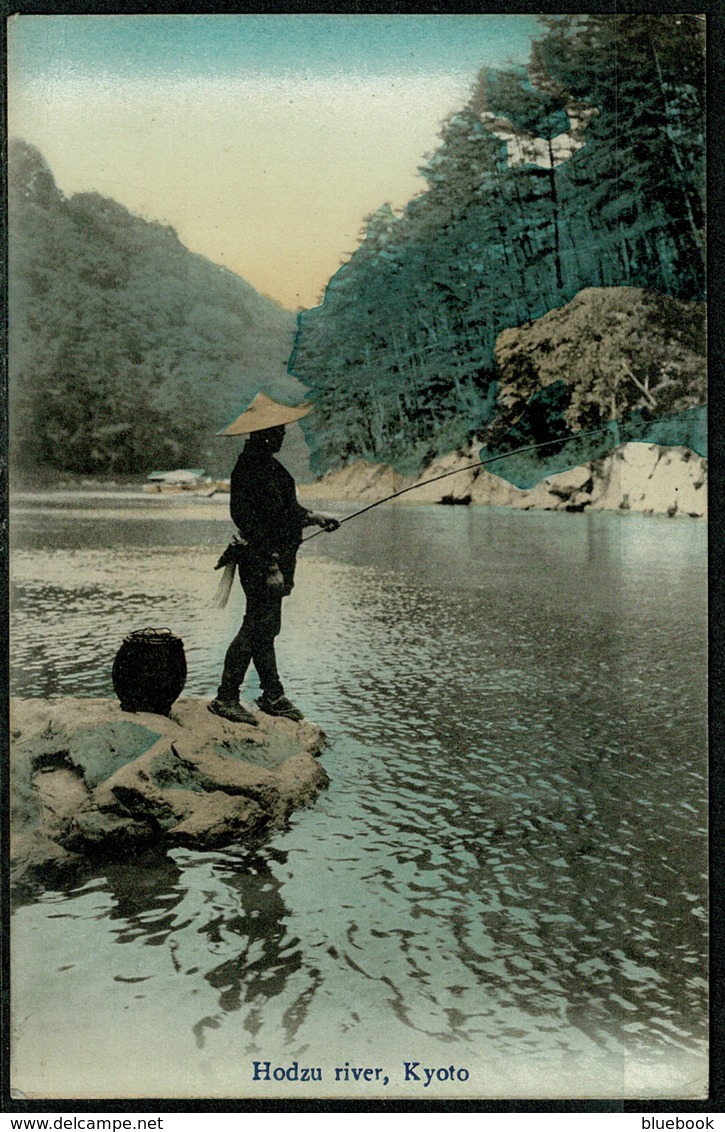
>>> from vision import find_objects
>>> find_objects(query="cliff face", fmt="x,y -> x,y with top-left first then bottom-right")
11,697 -> 328,891
299,443 -> 706,519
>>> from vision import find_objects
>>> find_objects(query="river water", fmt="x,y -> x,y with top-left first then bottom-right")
9,493 -> 708,1100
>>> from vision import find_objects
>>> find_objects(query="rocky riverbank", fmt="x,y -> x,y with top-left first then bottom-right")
298,441 -> 707,518
10,697 -> 328,891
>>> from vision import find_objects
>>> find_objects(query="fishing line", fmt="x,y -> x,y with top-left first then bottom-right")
300,408 -> 703,542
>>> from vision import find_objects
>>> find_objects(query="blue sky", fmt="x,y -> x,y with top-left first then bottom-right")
8,14 -> 541,307
10,15 -> 540,81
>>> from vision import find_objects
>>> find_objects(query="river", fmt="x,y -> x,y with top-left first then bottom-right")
9,492 -> 708,1100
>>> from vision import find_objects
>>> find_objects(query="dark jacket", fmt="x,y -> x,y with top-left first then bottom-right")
230,442 -> 311,591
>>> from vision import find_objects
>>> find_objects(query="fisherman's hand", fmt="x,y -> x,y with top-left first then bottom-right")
265,561 -> 285,594
214,534 -> 249,570
313,513 -> 340,532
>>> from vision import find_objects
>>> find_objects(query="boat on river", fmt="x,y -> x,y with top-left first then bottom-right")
143,467 -> 230,495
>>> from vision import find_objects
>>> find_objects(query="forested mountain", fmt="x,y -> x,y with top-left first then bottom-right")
292,14 -> 706,478
9,14 -> 706,489
8,140 -> 300,480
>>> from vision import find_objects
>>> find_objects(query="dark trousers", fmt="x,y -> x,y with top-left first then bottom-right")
217,575 -> 284,701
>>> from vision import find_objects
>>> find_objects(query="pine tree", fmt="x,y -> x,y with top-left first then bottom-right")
293,14 -> 705,474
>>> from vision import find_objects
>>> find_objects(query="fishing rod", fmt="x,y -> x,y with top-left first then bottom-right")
301,409 -> 702,542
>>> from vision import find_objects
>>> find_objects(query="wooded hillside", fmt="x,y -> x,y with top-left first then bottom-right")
8,140 -> 300,481
9,14 -> 706,489
291,14 -> 706,479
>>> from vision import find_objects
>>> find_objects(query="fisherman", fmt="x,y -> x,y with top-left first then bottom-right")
209,393 -> 339,725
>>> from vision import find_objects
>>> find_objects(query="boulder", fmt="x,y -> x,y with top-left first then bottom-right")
403,449 -> 480,503
298,443 -> 705,517
587,443 -> 707,517
10,696 -> 328,888
298,460 -> 407,503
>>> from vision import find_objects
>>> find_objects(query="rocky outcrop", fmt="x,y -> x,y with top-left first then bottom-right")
299,460 -> 408,503
10,697 -> 328,887
299,442 -> 707,518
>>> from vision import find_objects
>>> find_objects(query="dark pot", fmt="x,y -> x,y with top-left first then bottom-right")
112,628 -> 187,716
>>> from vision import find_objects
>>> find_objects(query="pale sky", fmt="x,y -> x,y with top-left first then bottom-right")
7,14 -> 541,310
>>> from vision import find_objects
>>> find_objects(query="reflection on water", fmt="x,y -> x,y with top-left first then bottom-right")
10,495 -> 707,1098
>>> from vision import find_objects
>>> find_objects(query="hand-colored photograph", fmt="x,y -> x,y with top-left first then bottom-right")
7,11 -> 707,1101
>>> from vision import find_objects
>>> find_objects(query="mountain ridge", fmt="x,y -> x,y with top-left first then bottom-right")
8,138 -> 303,481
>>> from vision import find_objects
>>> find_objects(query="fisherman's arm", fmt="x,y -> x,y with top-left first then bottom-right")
300,507 -> 340,532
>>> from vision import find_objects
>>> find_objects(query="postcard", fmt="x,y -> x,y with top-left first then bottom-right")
6,10 -> 708,1104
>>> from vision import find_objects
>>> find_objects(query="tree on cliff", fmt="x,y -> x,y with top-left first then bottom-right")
493,287 -> 706,437
536,13 -> 705,286
292,13 -> 706,476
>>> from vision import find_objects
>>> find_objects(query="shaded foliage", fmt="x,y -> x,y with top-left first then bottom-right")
493,287 -> 706,437
9,140 -> 300,479
292,14 -> 705,478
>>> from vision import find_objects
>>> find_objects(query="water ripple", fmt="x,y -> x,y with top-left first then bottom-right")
10,500 -> 707,1096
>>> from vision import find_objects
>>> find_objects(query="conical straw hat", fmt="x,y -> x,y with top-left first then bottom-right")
216,392 -> 313,436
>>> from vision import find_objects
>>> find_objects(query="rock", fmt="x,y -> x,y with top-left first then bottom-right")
299,442 -> 705,518
468,467 -> 520,507
161,791 -> 268,848
587,443 -> 707,517
403,449 -> 480,503
10,696 -> 329,887
298,460 -> 407,503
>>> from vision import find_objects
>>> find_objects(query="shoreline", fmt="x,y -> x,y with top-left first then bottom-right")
9,439 -> 707,518
301,440 -> 707,518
